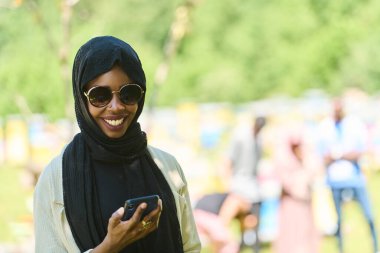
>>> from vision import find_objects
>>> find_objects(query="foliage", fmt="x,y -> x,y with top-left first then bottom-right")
1,0 -> 380,118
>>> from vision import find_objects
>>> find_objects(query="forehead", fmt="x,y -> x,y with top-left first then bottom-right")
85,65 -> 133,90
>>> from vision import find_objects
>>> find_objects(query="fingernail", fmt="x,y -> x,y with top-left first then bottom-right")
117,207 -> 124,215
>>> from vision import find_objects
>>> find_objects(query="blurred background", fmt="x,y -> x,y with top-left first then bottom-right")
0,0 -> 380,252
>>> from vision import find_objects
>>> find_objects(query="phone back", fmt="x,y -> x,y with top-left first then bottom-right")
123,195 -> 159,221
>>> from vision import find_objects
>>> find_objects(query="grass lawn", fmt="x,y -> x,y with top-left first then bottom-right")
0,164 -> 33,243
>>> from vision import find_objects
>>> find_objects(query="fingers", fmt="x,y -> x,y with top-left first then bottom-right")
105,199 -> 163,249
158,198 -> 163,211
108,207 -> 124,229
138,219 -> 154,232
129,202 -> 147,224
156,199 -> 162,225
141,198 -> 162,229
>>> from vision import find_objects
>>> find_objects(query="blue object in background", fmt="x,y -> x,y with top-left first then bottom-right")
259,197 -> 280,242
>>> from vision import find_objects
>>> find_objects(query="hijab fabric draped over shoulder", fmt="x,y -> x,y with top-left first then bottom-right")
62,36 -> 183,252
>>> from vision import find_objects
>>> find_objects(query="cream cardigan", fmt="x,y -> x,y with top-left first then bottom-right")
34,145 -> 201,253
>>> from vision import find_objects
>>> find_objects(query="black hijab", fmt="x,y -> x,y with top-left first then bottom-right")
62,36 -> 183,252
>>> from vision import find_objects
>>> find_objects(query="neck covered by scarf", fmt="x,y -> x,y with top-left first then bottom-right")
62,36 -> 183,252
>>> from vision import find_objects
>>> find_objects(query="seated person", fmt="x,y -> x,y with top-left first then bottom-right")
194,192 -> 261,253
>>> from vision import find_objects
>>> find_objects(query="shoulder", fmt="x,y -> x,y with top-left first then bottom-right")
37,152 -> 63,185
34,151 -> 64,202
319,117 -> 334,129
343,115 -> 365,127
229,124 -> 252,144
147,145 -> 186,190
148,145 -> 177,163
147,145 -> 181,173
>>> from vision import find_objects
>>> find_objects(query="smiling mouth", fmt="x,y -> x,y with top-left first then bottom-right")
104,118 -> 125,126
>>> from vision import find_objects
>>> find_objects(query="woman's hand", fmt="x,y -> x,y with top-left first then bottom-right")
92,199 -> 162,253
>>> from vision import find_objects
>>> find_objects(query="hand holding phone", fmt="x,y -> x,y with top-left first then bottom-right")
122,194 -> 159,221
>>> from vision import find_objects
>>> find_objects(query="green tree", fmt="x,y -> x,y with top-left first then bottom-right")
1,0 -> 380,118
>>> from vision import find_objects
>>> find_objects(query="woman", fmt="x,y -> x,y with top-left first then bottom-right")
273,127 -> 320,253
33,36 -> 201,253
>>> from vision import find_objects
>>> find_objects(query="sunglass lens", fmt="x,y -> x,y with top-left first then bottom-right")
88,87 -> 112,107
120,85 -> 143,104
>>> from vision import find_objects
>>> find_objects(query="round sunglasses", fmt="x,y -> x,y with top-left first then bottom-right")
84,84 -> 144,108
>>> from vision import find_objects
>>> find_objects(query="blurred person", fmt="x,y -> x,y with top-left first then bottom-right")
193,193 -> 239,253
33,36 -> 201,253
273,126 -> 321,253
220,116 -> 267,252
318,98 -> 379,253
194,191 -> 261,253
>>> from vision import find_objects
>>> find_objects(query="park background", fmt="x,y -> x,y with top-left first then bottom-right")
1,0 -> 380,252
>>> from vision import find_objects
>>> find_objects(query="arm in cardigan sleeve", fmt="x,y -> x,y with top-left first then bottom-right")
147,146 -> 201,253
175,161 -> 202,253
34,160 -> 70,253
34,157 -> 93,253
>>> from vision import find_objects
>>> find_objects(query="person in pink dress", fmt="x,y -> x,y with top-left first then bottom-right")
273,127 -> 321,253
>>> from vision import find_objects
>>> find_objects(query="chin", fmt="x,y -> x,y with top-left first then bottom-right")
101,128 -> 128,139
107,134 -> 124,139
105,131 -> 127,139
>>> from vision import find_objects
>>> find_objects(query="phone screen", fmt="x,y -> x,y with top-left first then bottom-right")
122,194 -> 159,221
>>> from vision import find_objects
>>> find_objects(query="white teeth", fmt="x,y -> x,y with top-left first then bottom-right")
104,118 -> 124,126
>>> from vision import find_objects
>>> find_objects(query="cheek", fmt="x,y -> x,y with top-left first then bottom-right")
128,104 -> 139,115
87,103 -> 100,119
125,105 -> 139,125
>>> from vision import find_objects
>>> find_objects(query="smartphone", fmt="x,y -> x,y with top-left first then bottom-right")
122,194 -> 159,221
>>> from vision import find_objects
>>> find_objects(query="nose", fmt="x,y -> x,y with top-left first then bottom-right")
108,93 -> 125,111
